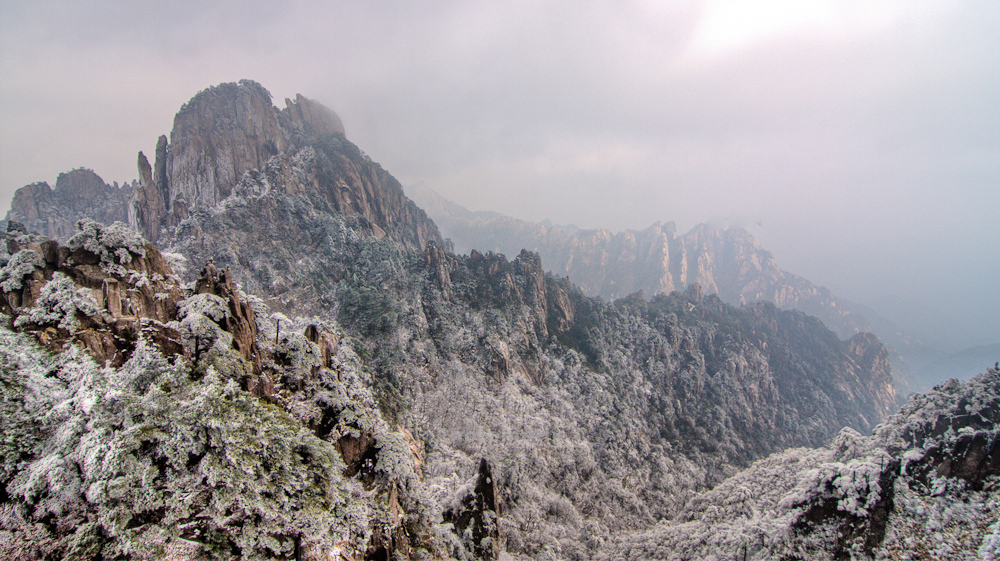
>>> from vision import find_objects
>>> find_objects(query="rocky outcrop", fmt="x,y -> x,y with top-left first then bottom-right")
127,80 -> 443,251
6,169 -> 130,241
166,81 -> 287,213
128,138 -> 171,243
463,248 -> 551,341
0,220 -> 270,379
0,220 -> 183,366
193,261 -> 261,366
444,459 -> 502,561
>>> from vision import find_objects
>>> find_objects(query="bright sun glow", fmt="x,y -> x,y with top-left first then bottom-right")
688,0 -> 934,55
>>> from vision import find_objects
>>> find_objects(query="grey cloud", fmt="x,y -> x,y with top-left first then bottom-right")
0,0 -> 997,348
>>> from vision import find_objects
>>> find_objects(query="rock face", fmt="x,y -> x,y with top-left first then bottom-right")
128,80 -> 442,251
160,82 -> 344,216
5,169 -> 130,241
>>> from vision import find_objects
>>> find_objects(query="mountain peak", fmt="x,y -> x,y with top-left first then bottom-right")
123,80 -> 442,252
131,80 -> 350,241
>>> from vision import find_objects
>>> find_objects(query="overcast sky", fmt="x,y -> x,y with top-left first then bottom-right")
1,0 -> 998,349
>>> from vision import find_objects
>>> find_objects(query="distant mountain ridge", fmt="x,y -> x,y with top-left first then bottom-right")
406,183 -> 945,392
408,183 -> 872,337
7,168 -> 131,241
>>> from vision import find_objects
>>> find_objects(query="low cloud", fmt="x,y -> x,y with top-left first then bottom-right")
1,0 -> 997,347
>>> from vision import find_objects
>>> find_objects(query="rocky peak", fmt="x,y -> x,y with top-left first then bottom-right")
128,80 -> 444,252
278,93 -> 345,140
165,80 -> 287,212
6,169 -> 130,241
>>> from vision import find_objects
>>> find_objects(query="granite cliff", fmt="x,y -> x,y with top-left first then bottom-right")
129,80 -> 443,252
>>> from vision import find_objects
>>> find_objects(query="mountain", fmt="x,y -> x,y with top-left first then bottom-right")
129,80 -> 444,252
407,183 -> 939,392
6,168 -> 131,241
2,223 -> 994,560
0,80 -> 930,559
0,219 -> 899,560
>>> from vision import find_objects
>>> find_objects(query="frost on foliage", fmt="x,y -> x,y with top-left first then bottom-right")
375,432 -> 416,482
982,519 -> 1000,560
13,272 -> 99,331
0,320 -> 376,561
0,249 -> 43,292
792,456 -> 889,517
66,219 -> 146,273
599,370 -> 1000,560
159,251 -> 187,277
0,324 -> 74,487
875,370 -> 1000,454
173,292 -> 233,355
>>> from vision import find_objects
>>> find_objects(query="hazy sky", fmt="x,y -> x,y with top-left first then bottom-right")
1,0 -> 998,348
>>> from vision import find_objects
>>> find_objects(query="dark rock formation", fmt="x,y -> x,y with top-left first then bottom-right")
444,459 -> 502,561
789,458 -> 901,560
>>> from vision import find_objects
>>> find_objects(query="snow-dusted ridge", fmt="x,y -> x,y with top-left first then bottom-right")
0,221 -> 496,560
600,368 -> 1000,560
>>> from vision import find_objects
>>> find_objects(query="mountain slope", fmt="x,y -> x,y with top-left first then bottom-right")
0,222 -> 465,560
600,367 -> 1000,560
0,80 -> 911,559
